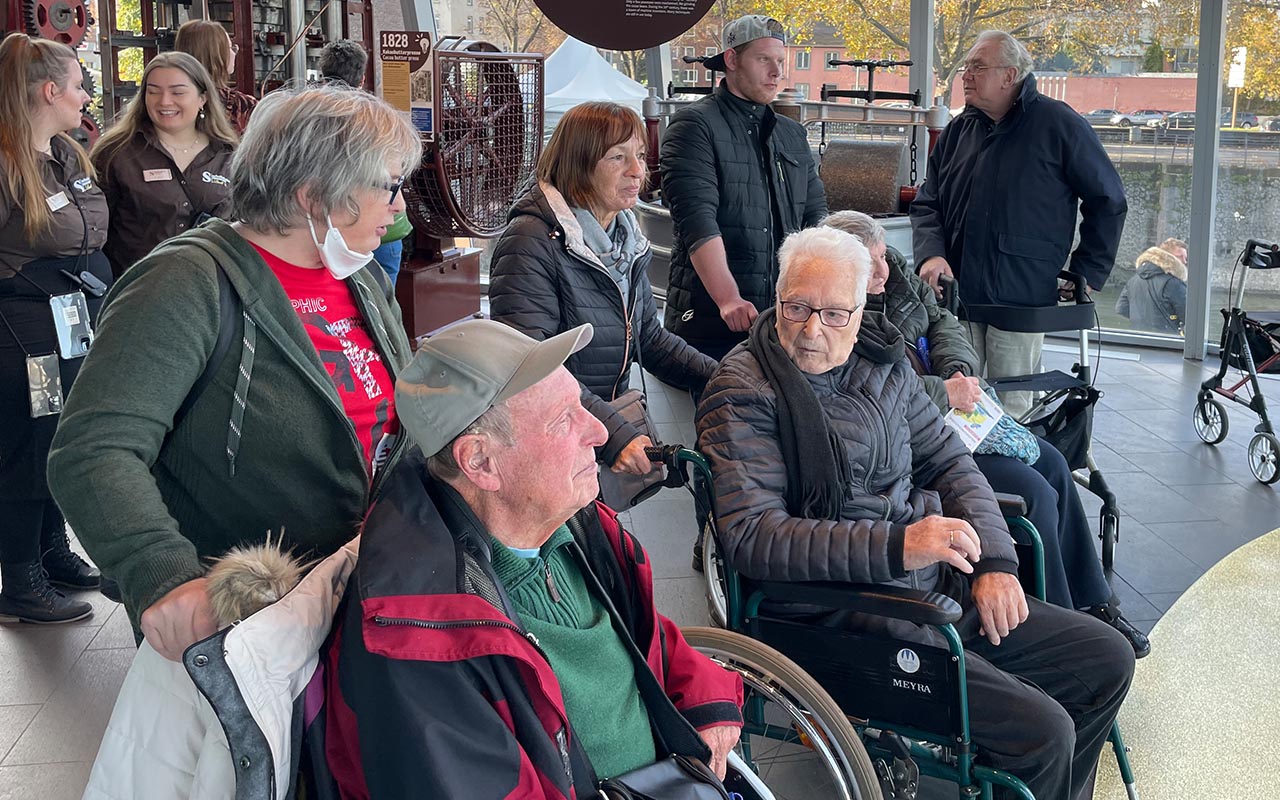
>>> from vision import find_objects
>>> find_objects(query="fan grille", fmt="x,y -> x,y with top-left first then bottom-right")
406,48 -> 544,239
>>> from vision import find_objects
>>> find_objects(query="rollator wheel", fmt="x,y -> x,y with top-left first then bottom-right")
1248,433 -> 1280,484
1193,397 -> 1229,445
683,626 -> 883,800
702,523 -> 729,629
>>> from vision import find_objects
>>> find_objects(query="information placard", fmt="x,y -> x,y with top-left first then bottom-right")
379,30 -> 434,137
533,0 -> 713,51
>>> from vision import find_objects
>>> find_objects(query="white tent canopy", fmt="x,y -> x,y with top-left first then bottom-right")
543,37 -> 648,136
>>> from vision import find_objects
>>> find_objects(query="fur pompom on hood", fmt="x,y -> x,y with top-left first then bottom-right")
205,532 -> 312,627
1135,245 -> 1187,282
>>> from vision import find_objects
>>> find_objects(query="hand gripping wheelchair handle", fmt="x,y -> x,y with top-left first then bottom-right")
753,580 -> 963,626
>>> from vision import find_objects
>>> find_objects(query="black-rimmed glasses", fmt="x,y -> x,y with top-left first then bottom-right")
778,301 -> 861,328
376,178 -> 405,205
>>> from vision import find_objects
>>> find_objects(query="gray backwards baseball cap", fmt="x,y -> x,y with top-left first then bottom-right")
704,15 -> 785,72
395,319 -> 593,458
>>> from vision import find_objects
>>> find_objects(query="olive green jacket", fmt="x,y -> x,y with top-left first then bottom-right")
49,220 -> 411,626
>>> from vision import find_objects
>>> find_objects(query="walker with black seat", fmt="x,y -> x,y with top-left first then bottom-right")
955,271 -> 1124,579
1193,237 -> 1280,484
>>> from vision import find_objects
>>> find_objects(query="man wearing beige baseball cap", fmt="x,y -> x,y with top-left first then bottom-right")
662,14 -> 827,361
320,318 -> 743,798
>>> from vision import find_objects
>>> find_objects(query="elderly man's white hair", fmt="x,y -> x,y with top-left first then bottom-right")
972,30 -> 1034,83
776,226 -> 871,306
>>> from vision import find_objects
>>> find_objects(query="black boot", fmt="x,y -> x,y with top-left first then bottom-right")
41,528 -> 100,590
1085,603 -> 1151,659
0,561 -> 94,624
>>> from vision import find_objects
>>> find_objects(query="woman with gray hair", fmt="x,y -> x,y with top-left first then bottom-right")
48,83 -> 419,660
825,210 -> 1149,657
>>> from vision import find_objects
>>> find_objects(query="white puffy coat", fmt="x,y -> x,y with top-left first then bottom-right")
82,538 -> 359,800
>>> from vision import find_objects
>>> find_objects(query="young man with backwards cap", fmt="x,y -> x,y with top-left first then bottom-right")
320,319 -> 743,798
661,14 -> 828,361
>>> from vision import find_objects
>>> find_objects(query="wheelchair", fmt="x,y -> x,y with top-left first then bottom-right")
646,445 -> 1138,800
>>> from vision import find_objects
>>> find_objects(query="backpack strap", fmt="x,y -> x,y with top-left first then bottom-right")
172,260 -> 238,431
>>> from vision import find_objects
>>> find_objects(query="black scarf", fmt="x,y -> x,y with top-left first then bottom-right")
746,307 -> 851,521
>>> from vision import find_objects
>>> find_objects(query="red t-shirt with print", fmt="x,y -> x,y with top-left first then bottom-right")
254,244 -> 395,470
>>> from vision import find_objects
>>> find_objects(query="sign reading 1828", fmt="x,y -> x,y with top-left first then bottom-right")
532,0 -> 713,50
379,30 -> 433,137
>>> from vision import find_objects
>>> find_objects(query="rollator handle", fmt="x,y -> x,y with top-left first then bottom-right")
1244,239 -> 1280,270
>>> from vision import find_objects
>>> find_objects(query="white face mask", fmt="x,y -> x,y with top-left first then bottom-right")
308,214 -> 373,280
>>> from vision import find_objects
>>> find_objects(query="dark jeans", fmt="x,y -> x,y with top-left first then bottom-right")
0,499 -> 63,566
975,437 -> 1112,609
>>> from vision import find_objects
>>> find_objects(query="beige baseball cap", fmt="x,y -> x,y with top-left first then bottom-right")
395,319 -> 593,458
704,15 -> 786,72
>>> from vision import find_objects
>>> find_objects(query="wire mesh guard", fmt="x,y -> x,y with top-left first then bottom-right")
405,48 -> 544,239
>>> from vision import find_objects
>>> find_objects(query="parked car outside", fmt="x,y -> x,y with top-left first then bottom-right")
1110,109 -> 1169,126
1221,111 -> 1258,128
1081,108 -> 1119,124
1155,111 -> 1196,129
1267,118 -> 1280,132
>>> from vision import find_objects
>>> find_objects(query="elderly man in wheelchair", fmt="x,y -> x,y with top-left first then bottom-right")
695,226 -> 1135,800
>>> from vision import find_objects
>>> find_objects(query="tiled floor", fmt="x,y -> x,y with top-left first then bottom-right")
3,341 -> 1279,799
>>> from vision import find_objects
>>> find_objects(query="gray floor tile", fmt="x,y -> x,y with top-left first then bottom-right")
652,577 -> 713,629
1106,574 -> 1161,622
626,492 -> 701,581
3,647 -> 134,766
1088,444 -> 1144,474
1107,522 -> 1207,595
1118,407 -> 1210,444
1144,519 -> 1265,571
0,626 -> 97,706
1170,482 -> 1280,534
0,705 -> 39,763
1118,449 -> 1236,486
1134,618 -> 1157,636
1091,410 -> 1181,455
1143,591 -> 1183,614
86,605 -> 135,651
0,762 -> 91,800
1099,471 -> 1220,524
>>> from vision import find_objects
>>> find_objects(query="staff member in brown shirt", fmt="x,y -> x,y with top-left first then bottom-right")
175,19 -> 257,135
92,52 -> 238,278
0,33 -> 111,624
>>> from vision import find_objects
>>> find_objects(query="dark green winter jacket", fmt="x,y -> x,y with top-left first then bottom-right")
48,220 -> 411,626
864,246 -> 980,413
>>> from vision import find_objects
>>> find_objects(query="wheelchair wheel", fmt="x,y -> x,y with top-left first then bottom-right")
1248,432 -> 1280,484
683,626 -> 882,800
1193,396 -> 1229,445
702,524 -> 729,629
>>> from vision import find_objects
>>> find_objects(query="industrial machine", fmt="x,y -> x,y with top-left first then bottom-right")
399,36 -> 544,339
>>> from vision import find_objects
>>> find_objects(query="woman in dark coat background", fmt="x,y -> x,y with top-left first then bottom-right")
490,102 -> 716,476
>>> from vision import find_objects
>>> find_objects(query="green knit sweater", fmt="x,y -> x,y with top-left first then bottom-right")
490,527 -> 657,779
47,221 -> 410,626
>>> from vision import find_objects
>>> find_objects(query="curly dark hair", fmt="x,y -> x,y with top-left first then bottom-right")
317,39 -> 368,88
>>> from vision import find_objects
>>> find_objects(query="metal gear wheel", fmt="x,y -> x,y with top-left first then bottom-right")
23,0 -> 90,48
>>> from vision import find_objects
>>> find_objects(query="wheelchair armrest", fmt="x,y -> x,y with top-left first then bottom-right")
993,492 -> 1027,518
754,580 -> 963,626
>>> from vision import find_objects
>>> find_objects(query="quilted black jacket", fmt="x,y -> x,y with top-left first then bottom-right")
490,182 -> 716,465
660,83 -> 827,351
695,312 -> 1017,600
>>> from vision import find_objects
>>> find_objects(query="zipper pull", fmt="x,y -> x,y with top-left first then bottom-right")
544,562 -> 562,604
525,630 -> 541,648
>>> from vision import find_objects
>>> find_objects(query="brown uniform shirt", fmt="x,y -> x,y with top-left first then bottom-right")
96,132 -> 234,276
0,137 -> 109,278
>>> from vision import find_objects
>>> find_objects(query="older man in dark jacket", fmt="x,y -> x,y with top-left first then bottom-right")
696,226 -> 1134,800
911,30 -> 1127,417
661,14 -> 828,361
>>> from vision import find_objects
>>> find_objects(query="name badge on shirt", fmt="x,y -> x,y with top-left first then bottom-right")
143,168 -> 173,182
46,191 -> 69,211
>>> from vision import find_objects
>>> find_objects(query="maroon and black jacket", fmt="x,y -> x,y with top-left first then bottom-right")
321,452 -> 744,799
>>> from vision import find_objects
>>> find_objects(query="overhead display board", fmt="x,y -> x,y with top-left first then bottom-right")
532,0 -> 714,51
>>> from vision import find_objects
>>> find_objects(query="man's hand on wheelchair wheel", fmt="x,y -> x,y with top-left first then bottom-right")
698,724 -> 741,780
903,516 -> 981,573
972,572 -> 1029,647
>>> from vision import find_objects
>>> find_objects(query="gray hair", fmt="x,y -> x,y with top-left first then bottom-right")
317,39 -> 368,88
777,226 -> 870,306
820,210 -> 885,250
231,83 -> 423,234
973,30 -> 1034,83
425,403 -> 516,483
